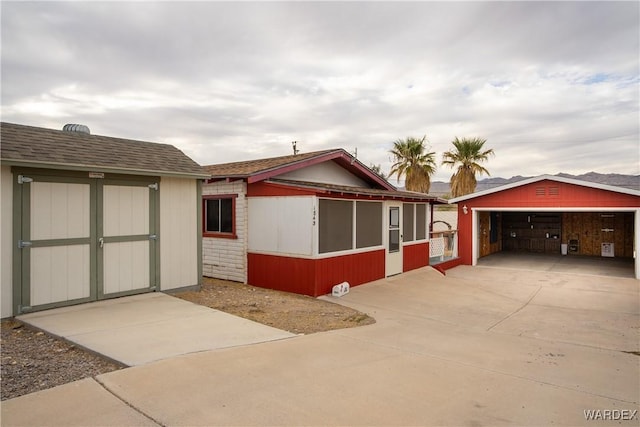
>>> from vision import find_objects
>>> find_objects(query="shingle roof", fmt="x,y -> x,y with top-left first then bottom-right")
203,149 -> 340,177
0,122 -> 208,178
204,148 -> 396,191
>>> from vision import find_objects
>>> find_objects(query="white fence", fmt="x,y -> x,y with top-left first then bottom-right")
430,236 -> 445,259
429,230 -> 458,264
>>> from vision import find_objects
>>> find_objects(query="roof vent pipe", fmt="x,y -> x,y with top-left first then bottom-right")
63,124 -> 90,134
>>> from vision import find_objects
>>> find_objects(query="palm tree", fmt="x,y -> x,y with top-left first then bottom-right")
441,137 -> 495,197
389,136 -> 437,193
369,163 -> 388,180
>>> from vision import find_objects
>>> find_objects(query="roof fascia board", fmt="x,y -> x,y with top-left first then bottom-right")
467,207 -> 640,212
246,149 -> 346,184
449,174 -> 640,203
336,153 -> 396,191
265,179 -> 445,202
205,177 -> 246,184
1,159 -> 210,179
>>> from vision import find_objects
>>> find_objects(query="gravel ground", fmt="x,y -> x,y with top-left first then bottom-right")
1,319 -> 123,401
1,277 -> 374,401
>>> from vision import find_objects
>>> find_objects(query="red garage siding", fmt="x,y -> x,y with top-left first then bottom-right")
464,180 -> 639,208
248,249 -> 385,297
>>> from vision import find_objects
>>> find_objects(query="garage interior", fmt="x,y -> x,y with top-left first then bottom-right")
477,211 -> 635,277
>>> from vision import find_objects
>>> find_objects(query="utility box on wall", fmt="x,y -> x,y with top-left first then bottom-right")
601,242 -> 615,257
568,239 -> 579,253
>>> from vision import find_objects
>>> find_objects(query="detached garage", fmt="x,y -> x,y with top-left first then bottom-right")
1,122 -> 209,317
450,175 -> 640,279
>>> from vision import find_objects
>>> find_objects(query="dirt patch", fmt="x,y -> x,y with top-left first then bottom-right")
174,277 -> 375,335
1,278 -> 374,400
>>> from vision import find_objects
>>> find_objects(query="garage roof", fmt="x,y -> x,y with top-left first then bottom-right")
0,122 -> 209,178
449,174 -> 640,203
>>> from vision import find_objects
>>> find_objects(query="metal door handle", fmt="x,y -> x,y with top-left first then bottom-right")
99,238 -> 104,248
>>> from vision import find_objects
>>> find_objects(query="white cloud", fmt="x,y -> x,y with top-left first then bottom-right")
1,1 -> 638,182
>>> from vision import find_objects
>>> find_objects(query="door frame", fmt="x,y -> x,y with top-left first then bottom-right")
385,201 -> 403,276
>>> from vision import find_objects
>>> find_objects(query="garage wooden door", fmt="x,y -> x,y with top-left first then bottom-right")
14,171 -> 158,313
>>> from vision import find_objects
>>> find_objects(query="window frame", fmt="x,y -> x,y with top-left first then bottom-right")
202,194 -> 238,239
318,198 -> 354,254
355,200 -> 383,249
402,202 -> 428,243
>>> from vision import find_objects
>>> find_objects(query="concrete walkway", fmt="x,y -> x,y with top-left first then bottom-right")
16,292 -> 295,366
3,267 -> 639,426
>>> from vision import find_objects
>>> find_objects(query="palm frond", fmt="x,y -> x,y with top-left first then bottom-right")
442,136 -> 494,197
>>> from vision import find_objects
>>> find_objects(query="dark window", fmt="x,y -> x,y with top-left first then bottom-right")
205,198 -> 234,234
356,201 -> 382,248
490,212 -> 499,243
388,206 -> 400,253
319,199 -> 353,253
416,204 -> 427,240
403,203 -> 414,242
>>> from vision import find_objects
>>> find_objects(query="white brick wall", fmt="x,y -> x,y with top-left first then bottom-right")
202,181 -> 247,283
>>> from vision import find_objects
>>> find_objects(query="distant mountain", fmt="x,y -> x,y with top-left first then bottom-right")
427,172 -> 640,197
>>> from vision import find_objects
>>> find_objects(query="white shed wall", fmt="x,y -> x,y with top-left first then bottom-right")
202,181 -> 247,283
1,166 -> 13,317
277,161 -> 367,187
160,177 -> 199,290
248,196 -> 315,256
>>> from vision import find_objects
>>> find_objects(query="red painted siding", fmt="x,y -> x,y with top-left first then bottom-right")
248,250 -> 385,297
315,251 -> 385,295
403,242 -> 429,272
433,257 -> 465,275
247,181 -> 317,197
457,206 -> 474,265
468,180 -> 639,208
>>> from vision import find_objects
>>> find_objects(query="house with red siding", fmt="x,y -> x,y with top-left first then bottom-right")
202,149 -> 446,296
449,175 -> 640,279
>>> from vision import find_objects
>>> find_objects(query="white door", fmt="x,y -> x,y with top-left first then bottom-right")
28,180 -> 93,307
100,183 -> 155,296
386,202 -> 403,276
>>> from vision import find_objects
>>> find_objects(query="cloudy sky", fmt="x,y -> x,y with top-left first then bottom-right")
2,1 -> 638,183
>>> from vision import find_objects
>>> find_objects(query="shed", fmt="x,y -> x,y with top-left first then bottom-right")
202,149 -> 446,296
1,122 -> 209,317
449,175 -> 640,279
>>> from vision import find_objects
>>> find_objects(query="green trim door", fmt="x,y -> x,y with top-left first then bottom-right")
13,170 -> 158,314
16,175 -> 96,312
98,180 -> 158,298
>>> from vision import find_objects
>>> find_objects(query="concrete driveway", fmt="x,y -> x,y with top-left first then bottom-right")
14,292 -> 295,367
3,266 -> 639,426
